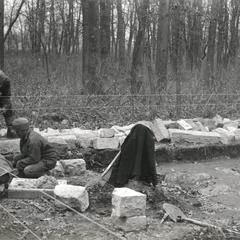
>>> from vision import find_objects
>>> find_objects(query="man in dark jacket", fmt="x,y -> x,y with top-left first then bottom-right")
12,117 -> 58,178
0,70 -> 16,138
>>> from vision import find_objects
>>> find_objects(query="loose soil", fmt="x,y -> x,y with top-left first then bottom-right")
1,157 -> 240,239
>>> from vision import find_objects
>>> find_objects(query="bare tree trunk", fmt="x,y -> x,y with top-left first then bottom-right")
130,0 -> 149,94
111,0 -> 115,55
216,0 -> 228,72
127,1 -> 136,55
82,0 -> 89,89
229,0 -> 240,65
0,0 -> 4,69
171,0 -> 184,119
49,0 -> 58,54
117,0 -> 125,66
82,0 -> 102,94
206,0 -> 218,89
155,0 -> 169,92
100,0 -> 110,61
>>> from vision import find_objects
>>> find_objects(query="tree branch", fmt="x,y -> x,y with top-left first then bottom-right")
4,0 -> 26,42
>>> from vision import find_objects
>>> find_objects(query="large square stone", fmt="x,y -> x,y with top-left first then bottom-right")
54,184 -> 89,212
60,159 -> 86,176
112,188 -> 146,217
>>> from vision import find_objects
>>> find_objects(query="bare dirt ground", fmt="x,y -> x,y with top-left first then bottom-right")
1,157 -> 240,240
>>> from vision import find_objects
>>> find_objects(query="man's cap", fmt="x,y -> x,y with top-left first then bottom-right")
12,118 -> 29,130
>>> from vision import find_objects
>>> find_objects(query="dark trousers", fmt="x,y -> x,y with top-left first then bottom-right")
0,100 -> 14,127
16,160 -> 50,178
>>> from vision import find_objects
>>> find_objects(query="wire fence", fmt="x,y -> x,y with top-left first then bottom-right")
1,93 -> 240,127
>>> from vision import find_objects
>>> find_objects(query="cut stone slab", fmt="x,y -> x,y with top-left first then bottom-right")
169,129 -> 222,145
223,121 -> 239,130
48,135 -> 77,149
0,139 -> 20,154
213,128 -> 235,144
93,137 -> 119,150
9,176 -> 58,189
185,119 -> 208,132
152,118 -> 170,142
177,119 -> 193,130
54,184 -> 89,212
60,159 -> 86,175
74,129 -> 99,148
8,188 -> 54,199
112,187 -> 146,218
111,215 -> 147,232
41,128 -> 61,136
163,120 -> 181,129
111,124 -> 135,135
99,128 -> 115,138
199,118 -> 218,131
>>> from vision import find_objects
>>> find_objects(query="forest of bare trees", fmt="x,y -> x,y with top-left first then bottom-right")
1,0 -> 240,122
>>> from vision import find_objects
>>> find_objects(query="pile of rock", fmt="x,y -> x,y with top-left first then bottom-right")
1,115 -> 240,154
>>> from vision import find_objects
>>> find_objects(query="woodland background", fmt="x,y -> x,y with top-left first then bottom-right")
1,0 -> 240,128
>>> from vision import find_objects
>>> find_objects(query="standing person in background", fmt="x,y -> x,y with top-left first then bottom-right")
0,70 -> 16,138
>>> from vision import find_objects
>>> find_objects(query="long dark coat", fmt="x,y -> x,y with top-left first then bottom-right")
108,124 -> 157,187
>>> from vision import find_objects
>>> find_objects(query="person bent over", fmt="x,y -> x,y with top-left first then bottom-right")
0,70 -> 16,138
12,118 -> 58,178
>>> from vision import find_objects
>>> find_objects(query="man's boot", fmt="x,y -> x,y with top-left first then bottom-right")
6,126 -> 18,138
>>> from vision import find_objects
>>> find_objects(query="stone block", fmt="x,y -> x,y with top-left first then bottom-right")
0,139 -> 20,154
99,128 -> 115,138
185,119 -> 208,132
112,188 -> 146,217
223,121 -> 239,130
213,128 -> 235,144
60,159 -> 86,175
163,120 -> 180,129
41,128 -> 61,136
177,119 -> 193,130
74,129 -> 99,148
8,188 -> 54,199
54,184 -> 89,212
111,124 -> 135,135
9,176 -> 58,189
73,129 -> 99,138
111,215 -> 147,232
169,129 -> 222,145
93,137 -> 119,150
48,135 -> 77,149
199,118 -> 217,131
76,137 -> 94,148
152,118 -> 170,142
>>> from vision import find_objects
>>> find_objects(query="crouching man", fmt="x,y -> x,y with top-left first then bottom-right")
12,117 -> 58,178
